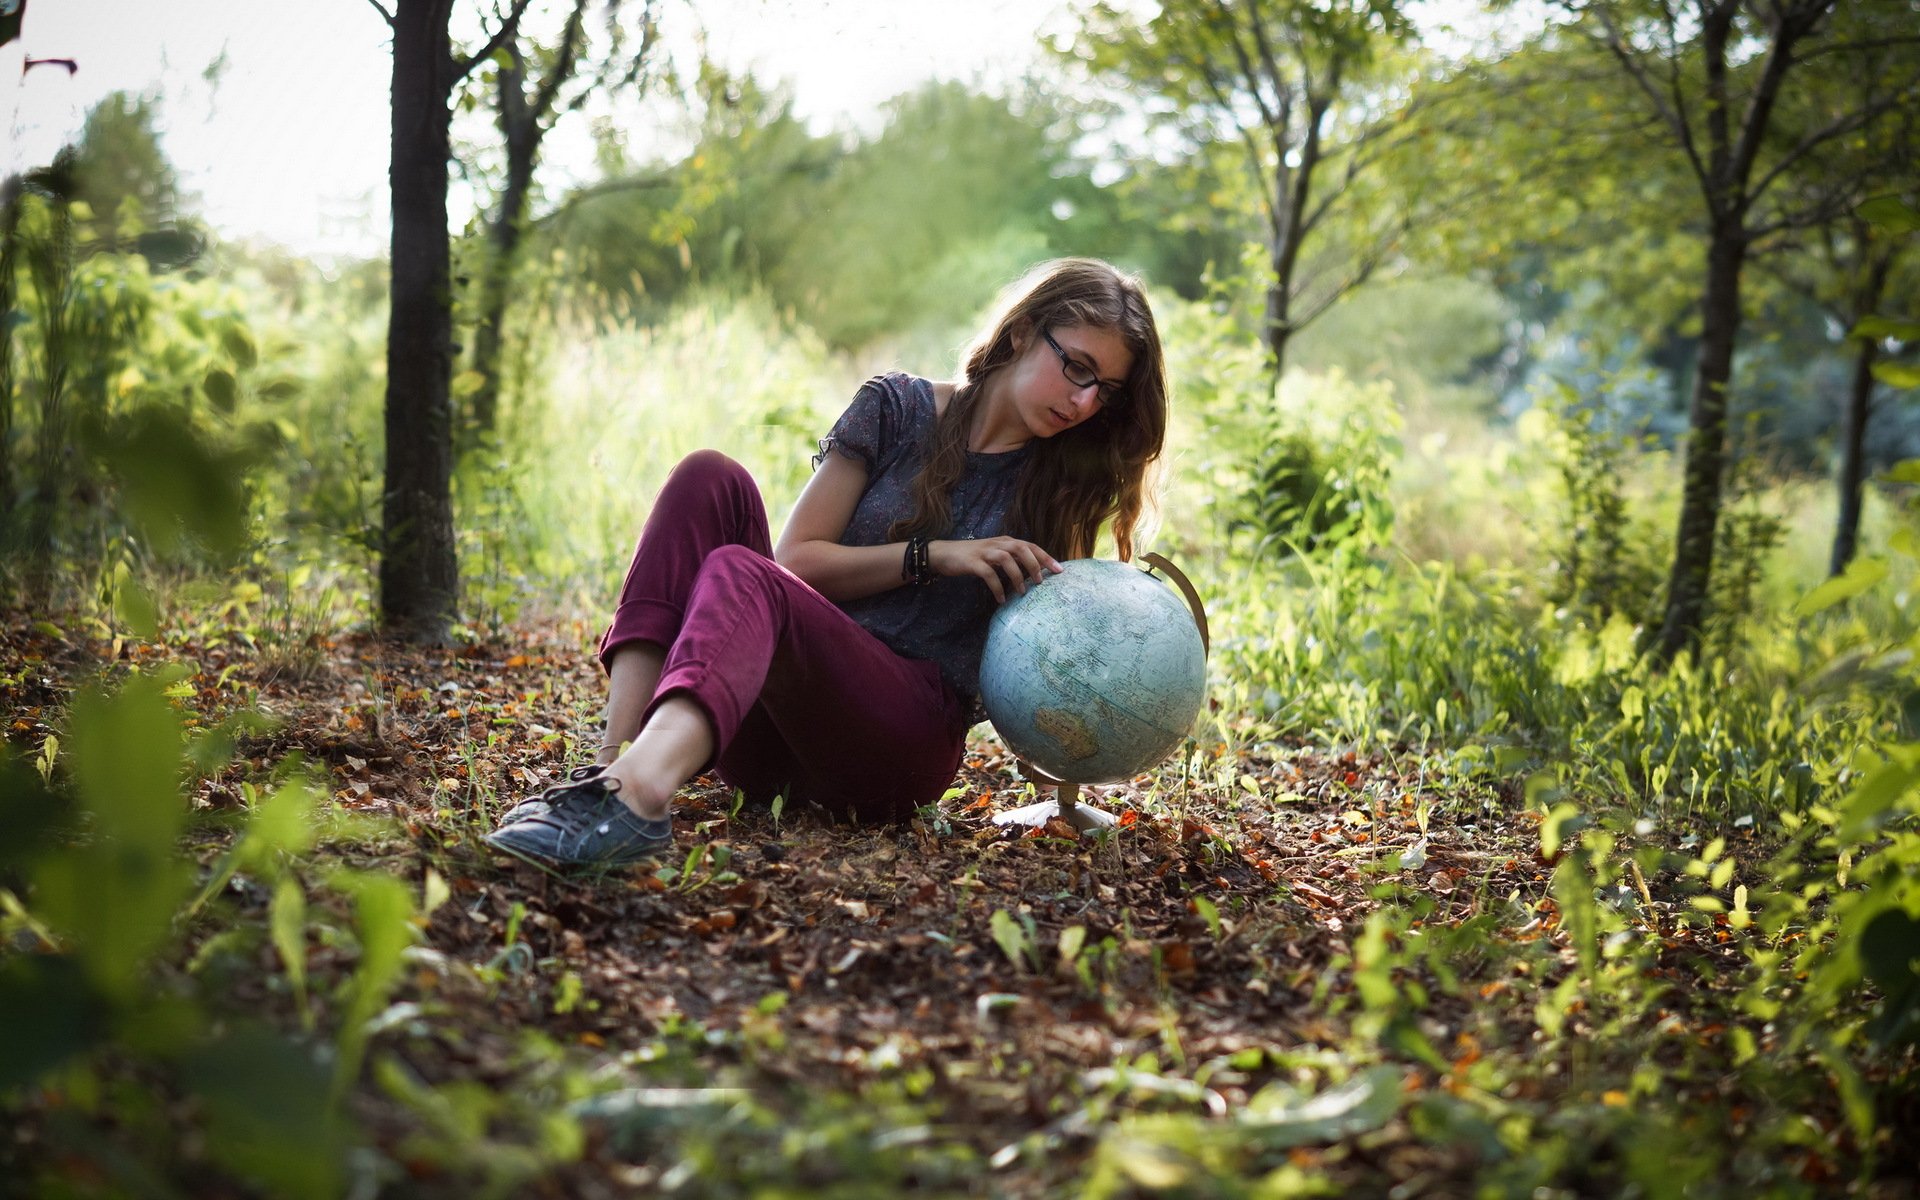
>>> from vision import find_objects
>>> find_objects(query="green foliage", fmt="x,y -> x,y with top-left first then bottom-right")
0,673 -> 363,1195
476,292 -> 848,619
1059,0 -> 1438,385
766,80 -> 1099,349
540,68 -> 1167,353
1233,414 -> 1398,558
5,33 -> 1920,1194
1525,389 -> 1667,625
1,159 -> 301,608
1160,300 -> 1399,559
70,90 -> 202,267
1290,276 -> 1513,416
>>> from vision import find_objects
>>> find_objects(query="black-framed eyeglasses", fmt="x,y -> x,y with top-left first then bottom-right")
1041,328 -> 1127,407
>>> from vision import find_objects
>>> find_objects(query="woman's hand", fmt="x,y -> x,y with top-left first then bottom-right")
930,537 -> 1064,603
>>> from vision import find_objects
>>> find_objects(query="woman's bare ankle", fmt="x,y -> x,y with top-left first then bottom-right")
601,762 -> 673,821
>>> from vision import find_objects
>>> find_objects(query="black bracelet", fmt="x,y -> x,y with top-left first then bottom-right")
902,536 -> 933,586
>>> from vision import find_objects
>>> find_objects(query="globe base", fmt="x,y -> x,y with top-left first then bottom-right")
990,771 -> 1120,835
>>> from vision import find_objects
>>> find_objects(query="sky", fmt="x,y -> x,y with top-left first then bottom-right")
2,0 -> 1073,261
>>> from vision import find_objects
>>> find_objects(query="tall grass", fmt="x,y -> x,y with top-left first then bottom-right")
1143,298 -> 1914,826
462,292 -> 862,629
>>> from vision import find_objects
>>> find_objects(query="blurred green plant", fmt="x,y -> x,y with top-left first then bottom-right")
0,673 -> 355,1198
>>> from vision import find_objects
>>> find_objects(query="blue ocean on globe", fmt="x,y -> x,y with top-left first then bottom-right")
979,558 -> 1207,784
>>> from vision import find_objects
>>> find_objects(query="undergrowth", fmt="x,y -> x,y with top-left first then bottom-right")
3,285 -> 1918,1195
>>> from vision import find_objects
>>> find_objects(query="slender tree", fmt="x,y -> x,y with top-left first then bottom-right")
1763,204 -> 1918,576
0,175 -> 20,544
364,0 -> 531,641
1753,73 -> 1920,576
464,0 -> 660,449
1551,0 -> 1920,661
1065,0 -> 1419,378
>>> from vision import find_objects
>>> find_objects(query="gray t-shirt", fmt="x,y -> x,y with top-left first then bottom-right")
816,372 -> 1029,715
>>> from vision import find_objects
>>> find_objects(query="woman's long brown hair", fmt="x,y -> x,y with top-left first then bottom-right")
887,258 -> 1168,561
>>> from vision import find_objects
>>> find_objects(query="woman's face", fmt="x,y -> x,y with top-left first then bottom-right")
1007,322 -> 1135,440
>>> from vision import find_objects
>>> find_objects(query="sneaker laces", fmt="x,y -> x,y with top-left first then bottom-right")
538,765 -> 611,809
539,777 -> 626,832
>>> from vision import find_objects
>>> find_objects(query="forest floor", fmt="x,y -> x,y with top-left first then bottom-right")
5,613 -> 1897,1197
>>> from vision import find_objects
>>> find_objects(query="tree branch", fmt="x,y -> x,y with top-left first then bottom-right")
1291,232 -> 1398,331
1201,0 -> 1281,133
1585,3 -> 1707,189
1800,32 -> 1920,61
1724,0 -> 1833,200
530,0 -> 591,123
595,0 -> 663,94
1188,46 -> 1281,232
1746,74 -> 1920,210
455,0 -> 538,85
1241,0 -> 1293,119
365,0 -> 395,26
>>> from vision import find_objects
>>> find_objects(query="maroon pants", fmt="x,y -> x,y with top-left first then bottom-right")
598,450 -> 969,823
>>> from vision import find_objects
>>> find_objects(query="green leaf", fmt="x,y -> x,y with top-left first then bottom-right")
1850,315 -> 1920,342
1058,924 -> 1087,966
1857,909 -> 1920,1046
202,367 -> 237,412
180,1025 -> 347,1200
1886,460 -> 1920,485
1875,361 -> 1920,389
219,324 -> 258,370
1193,894 -> 1222,939
422,867 -> 450,916
1794,556 -> 1889,617
1836,756 -> 1920,843
1858,195 -> 1920,233
270,875 -> 310,1029
238,782 -> 318,869
324,871 -> 418,1100
1858,909 -> 1920,990
0,955 -> 111,1090
1540,802 -> 1583,860
1242,1066 -> 1403,1148
40,675 -> 192,996
990,909 -> 1029,971
81,407 -> 255,558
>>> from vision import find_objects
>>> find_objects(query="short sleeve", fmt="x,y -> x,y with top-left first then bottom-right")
814,374 -> 909,471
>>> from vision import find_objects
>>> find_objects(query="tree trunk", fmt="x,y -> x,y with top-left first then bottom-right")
1653,227 -> 1746,664
1830,250 -> 1892,577
1263,242 -> 1292,380
465,51 -> 537,451
26,190 -> 74,606
0,176 -> 21,546
1830,334 -> 1877,577
1263,147 -> 1300,381
380,0 -> 461,641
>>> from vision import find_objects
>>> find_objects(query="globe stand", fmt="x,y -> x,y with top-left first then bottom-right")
990,761 -> 1119,835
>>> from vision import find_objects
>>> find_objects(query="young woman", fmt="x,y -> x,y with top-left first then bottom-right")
485,258 -> 1169,868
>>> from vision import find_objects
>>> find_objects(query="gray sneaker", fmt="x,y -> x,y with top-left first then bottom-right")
496,763 -> 605,828
483,777 -> 673,868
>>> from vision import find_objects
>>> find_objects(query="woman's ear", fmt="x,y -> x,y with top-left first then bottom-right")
1008,317 -> 1033,356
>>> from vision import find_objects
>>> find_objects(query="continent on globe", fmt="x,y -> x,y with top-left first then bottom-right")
978,558 -> 1207,784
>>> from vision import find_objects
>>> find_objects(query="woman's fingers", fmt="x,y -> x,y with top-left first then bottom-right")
928,538 -> 1064,603
981,539 -> 1057,602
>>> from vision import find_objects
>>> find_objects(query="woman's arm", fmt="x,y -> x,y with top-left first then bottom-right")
774,451 -> 903,602
774,451 -> 1063,604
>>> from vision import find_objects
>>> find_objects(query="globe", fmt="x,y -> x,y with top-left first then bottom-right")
979,558 -> 1208,784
